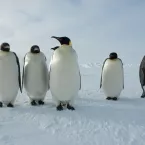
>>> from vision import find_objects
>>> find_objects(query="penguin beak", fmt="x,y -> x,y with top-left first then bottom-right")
51,36 -> 71,46
51,36 -> 57,39
51,36 -> 61,42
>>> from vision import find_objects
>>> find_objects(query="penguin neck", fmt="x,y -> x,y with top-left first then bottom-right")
31,52 -> 40,54
60,45 -> 72,49
61,44 -> 71,47
0,50 -> 10,57
60,45 -> 72,52
109,58 -> 118,60
0,49 -> 10,53
1,48 -> 10,52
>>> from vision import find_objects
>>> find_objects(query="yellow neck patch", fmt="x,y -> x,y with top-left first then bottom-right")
69,41 -> 72,46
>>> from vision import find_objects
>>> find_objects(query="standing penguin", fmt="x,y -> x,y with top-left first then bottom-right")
22,45 -> 49,106
0,42 -> 22,107
100,52 -> 124,100
139,56 -> 145,98
49,36 -> 81,111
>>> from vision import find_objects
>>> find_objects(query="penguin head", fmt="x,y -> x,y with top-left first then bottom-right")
51,46 -> 59,51
51,36 -> 72,46
109,52 -> 118,59
30,45 -> 40,53
1,42 -> 10,52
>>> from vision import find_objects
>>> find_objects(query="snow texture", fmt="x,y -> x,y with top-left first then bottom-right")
0,63 -> 145,145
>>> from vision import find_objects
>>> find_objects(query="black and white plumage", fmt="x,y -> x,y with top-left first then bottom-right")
0,42 -> 21,107
49,36 -> 81,111
139,56 -> 145,98
100,52 -> 124,101
22,45 -> 49,105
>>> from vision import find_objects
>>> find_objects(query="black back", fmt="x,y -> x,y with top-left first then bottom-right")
139,56 -> 145,86
13,52 -> 22,93
79,71 -> 81,90
22,54 -> 27,90
100,58 -> 108,88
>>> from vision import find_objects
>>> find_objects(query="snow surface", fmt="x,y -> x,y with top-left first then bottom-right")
0,62 -> 145,145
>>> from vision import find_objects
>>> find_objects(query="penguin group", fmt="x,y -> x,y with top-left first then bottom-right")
0,36 -> 144,111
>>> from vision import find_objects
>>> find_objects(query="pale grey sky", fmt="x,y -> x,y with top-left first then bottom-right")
0,0 -> 144,64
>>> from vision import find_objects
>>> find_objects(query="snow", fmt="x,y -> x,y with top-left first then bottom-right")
0,63 -> 145,145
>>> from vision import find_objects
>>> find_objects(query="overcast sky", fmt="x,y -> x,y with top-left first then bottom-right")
0,0 -> 144,64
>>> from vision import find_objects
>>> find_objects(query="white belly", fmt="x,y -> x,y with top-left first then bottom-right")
50,49 -> 80,102
0,53 -> 19,104
102,59 -> 124,97
24,53 -> 49,100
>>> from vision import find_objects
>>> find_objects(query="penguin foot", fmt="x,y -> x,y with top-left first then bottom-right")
112,97 -> 118,101
56,104 -> 63,111
0,102 -> 3,107
38,100 -> 44,105
31,100 -> 37,106
106,97 -> 112,100
67,104 -> 75,110
7,103 -> 14,108
141,95 -> 145,98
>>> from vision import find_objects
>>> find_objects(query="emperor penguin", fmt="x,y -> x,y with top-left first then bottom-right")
0,42 -> 22,107
139,56 -> 145,98
49,36 -> 81,111
22,45 -> 49,106
100,52 -> 124,100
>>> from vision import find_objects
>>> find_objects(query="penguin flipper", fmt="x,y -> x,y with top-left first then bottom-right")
140,68 -> 145,97
22,63 -> 25,90
100,58 -> 108,88
48,69 -> 50,89
118,58 -> 124,89
141,68 -> 145,86
79,71 -> 81,90
139,56 -> 145,87
22,54 -> 27,90
13,52 -> 22,93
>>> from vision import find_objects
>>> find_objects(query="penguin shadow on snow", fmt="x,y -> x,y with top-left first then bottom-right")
22,99 -> 56,108
118,96 -> 145,106
10,102 -> 78,116
76,95 -> 145,110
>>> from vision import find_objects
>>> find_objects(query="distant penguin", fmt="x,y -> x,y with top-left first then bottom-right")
22,45 -> 49,106
100,52 -> 124,100
0,42 -> 22,107
49,36 -> 81,111
139,56 -> 145,98
51,46 -> 59,51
